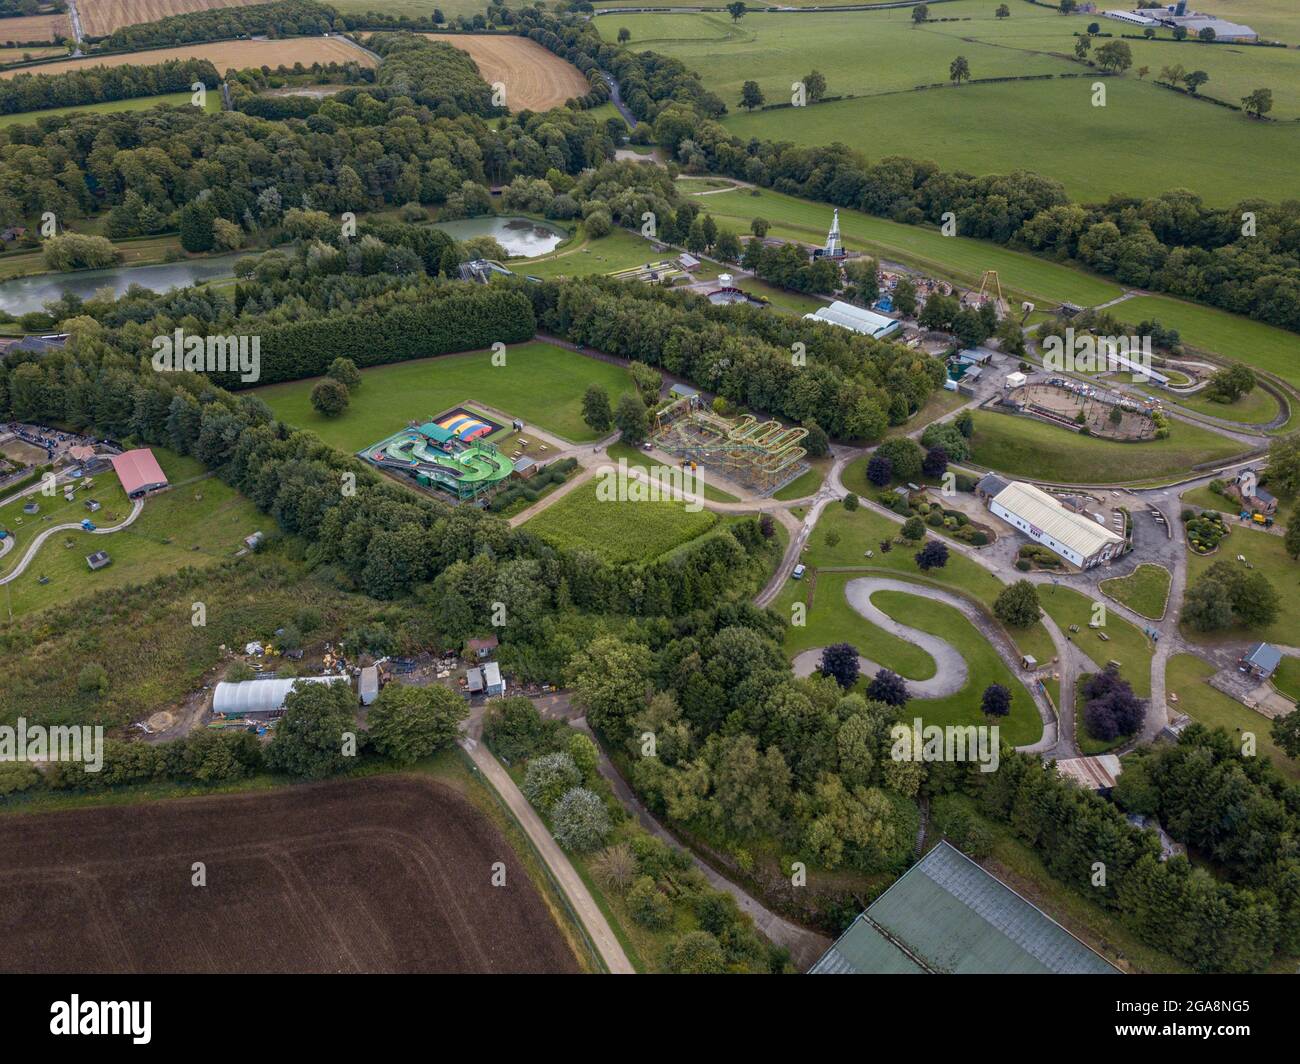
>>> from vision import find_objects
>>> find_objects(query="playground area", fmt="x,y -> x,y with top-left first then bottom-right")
1004,381 -> 1158,442
360,406 -> 519,501
650,400 -> 808,496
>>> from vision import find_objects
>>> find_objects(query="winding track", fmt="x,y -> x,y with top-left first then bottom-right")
0,498 -> 143,586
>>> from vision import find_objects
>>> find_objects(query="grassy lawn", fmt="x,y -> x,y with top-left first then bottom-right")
1035,583 -> 1153,699
518,223 -> 669,281
871,588 -> 1042,746
1147,383 -> 1281,427
771,459 -> 826,501
775,571 -> 937,681
1180,484 -> 1235,514
0,90 -> 219,131
1184,523 -> 1300,647
1274,657 -> 1300,703
885,389 -> 969,437
967,409 -> 1246,484
1099,564 -> 1171,621
605,440 -> 739,503
1114,294 -> 1300,390
1167,653 -> 1300,783
255,341 -> 638,448
524,477 -> 718,564
692,186 -> 1119,309
0,450 -> 263,620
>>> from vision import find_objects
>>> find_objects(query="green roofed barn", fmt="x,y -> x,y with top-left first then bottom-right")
810,841 -> 1121,975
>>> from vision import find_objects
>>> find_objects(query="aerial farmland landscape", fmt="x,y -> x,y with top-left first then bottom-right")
0,0 -> 1295,1040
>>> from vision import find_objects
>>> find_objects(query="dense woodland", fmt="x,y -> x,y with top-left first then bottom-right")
0,58 -> 219,115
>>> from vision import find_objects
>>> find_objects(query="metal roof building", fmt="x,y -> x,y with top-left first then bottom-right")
212,676 -> 349,717
810,841 -> 1121,974
988,480 -> 1123,569
1242,642 -> 1282,679
359,665 -> 380,706
110,448 -> 169,498
803,301 -> 902,340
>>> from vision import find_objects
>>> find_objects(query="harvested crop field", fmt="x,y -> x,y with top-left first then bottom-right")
77,0 -> 264,37
0,775 -> 582,973
0,36 -> 374,79
423,33 -> 588,111
0,13 -> 69,43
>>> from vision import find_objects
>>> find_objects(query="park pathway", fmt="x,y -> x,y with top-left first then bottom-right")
0,498 -> 143,586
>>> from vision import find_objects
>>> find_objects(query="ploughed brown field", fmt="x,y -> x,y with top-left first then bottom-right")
0,13 -> 69,44
78,0 -> 264,38
0,775 -> 582,973
0,36 -> 374,79
423,33 -> 589,111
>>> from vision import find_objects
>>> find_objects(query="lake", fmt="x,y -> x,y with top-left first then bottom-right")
432,216 -> 568,257
0,253 -> 247,316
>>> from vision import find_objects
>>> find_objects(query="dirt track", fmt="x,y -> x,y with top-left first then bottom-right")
0,775 -> 581,973
0,36 -> 374,79
427,33 -> 589,111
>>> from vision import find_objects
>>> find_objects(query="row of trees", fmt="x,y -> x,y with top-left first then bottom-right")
95,0 -> 337,50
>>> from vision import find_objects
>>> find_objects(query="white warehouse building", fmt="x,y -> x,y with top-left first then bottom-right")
212,675 -> 351,719
804,301 -> 902,340
983,479 -> 1123,569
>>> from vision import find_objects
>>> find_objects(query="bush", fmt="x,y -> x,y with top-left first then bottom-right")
551,786 -> 612,851
628,874 -> 673,928
522,751 -> 581,813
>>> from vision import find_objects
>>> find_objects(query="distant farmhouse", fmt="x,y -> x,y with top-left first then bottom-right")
811,842 -> 1121,974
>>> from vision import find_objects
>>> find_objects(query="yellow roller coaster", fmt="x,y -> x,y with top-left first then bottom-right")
652,408 -> 808,494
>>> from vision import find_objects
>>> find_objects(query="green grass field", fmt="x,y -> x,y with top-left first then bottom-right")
1099,563 -> 1171,621
524,477 -> 717,563
1168,653 -> 1300,783
0,91 -> 219,131
1035,583 -> 1153,699
690,187 -> 1120,308
1113,294 -> 1300,390
1185,523 -> 1300,646
618,1 -> 1300,204
1273,657 -> 1300,703
516,222 -> 670,281
1146,383 -> 1281,427
0,450 -> 263,620
966,409 -> 1247,484
255,341 -> 639,448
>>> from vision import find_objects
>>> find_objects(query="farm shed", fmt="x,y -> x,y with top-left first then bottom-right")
1241,643 -> 1282,680
110,448 -> 169,498
359,666 -> 380,706
466,667 -> 485,694
810,841 -> 1120,974
212,676 -> 349,719
483,661 -> 505,697
467,635 -> 499,660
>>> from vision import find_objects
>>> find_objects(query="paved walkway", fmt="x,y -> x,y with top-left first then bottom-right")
0,498 -> 143,586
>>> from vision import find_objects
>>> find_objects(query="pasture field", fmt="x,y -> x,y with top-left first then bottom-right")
0,89 -> 219,128
77,0 -> 265,37
0,775 -> 583,973
1113,294 -> 1300,390
255,341 -> 638,448
966,410 -> 1247,484
525,477 -> 718,564
1167,653 -> 1300,783
423,33 -> 589,112
0,14 -> 68,44
0,450 -> 263,620
617,1 -> 1300,204
1100,563 -> 1172,621
1185,523 -> 1300,647
1034,583 -> 1154,699
0,45 -> 65,65
0,36 -> 375,79
690,186 -> 1121,308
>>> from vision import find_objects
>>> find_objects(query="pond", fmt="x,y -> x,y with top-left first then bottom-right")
0,253 -> 247,316
432,216 -> 568,258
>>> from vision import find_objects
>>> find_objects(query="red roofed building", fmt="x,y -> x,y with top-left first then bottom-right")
110,448 -> 169,498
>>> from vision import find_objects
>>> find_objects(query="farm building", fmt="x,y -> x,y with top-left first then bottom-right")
803,301 -> 901,340
1240,642 -> 1282,680
466,667 -> 484,694
212,676 -> 349,719
810,841 -> 1120,974
483,661 -> 505,697
110,448 -> 169,498
467,635 -> 499,660
985,480 -> 1123,569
